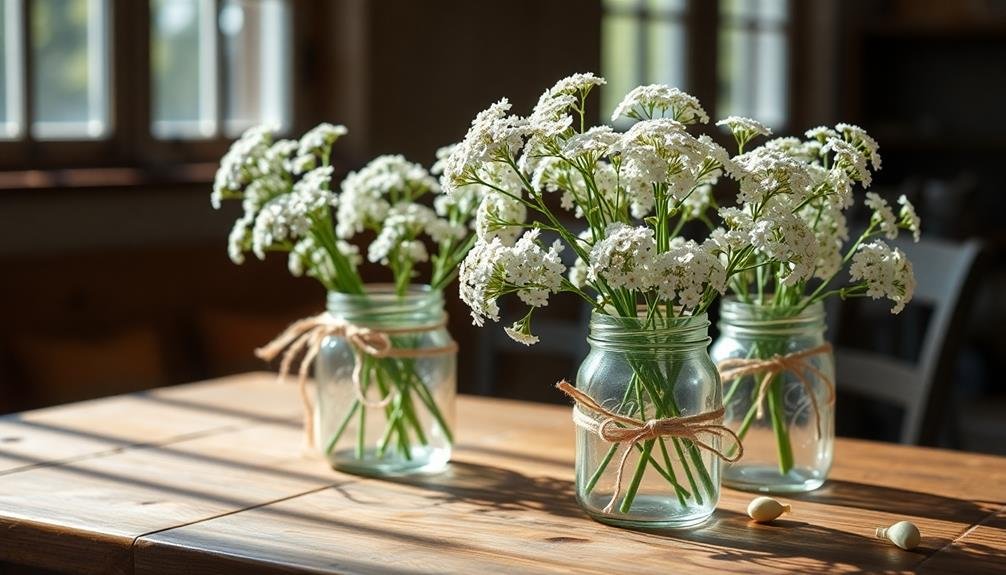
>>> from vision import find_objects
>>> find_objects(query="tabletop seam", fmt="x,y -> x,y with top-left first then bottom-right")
912,502 -> 1006,570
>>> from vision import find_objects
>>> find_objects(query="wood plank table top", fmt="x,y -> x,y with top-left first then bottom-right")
0,373 -> 1003,574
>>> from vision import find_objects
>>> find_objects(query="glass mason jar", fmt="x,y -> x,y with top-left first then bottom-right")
574,310 -> 724,528
710,298 -> 835,493
315,285 -> 456,476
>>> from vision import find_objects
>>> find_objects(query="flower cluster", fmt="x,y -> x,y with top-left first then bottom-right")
213,124 -> 479,295
449,74 -> 734,344
447,73 -> 921,346
712,116 -> 920,313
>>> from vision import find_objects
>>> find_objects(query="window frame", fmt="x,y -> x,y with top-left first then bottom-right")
601,0 -> 806,134
0,0 -> 316,174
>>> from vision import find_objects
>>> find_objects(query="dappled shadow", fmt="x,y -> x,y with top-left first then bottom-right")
790,479 -> 1002,524
136,391 -> 301,428
630,508 -> 928,574
376,459 -> 582,519
1,418 -> 333,485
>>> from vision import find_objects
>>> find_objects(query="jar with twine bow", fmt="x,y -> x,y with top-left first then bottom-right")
710,298 -> 836,493
561,310 -> 741,528
258,285 -> 457,476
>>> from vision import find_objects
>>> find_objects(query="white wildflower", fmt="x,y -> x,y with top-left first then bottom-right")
865,192 -> 898,240
475,190 -> 527,245
651,239 -> 726,309
212,124 -> 275,208
551,72 -> 607,95
562,126 -> 619,159
850,240 -> 916,314
805,126 -> 839,142
337,155 -> 438,239
728,147 -> 813,205
611,84 -> 709,124
897,194 -> 921,242
824,137 -> 872,188
442,99 -> 530,192
587,223 -> 657,291
716,116 -> 772,149
836,123 -> 881,170
458,229 -> 566,326
297,123 -> 348,158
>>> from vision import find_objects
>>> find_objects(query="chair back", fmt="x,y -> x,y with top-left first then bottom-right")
835,237 -> 985,444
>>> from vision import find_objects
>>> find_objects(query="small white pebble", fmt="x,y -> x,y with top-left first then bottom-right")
746,496 -> 791,522
875,521 -> 921,550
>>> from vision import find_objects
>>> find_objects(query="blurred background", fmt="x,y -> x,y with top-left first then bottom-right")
0,0 -> 1003,453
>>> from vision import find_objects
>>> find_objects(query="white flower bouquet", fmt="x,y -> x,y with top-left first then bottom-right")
443,73 -> 919,518
213,124 -> 478,472
708,119 -> 920,487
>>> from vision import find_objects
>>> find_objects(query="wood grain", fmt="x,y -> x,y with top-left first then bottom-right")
0,372 -> 299,475
0,373 -> 1003,574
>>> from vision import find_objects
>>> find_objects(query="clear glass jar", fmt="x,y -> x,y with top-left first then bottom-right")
710,298 -> 835,493
315,285 -> 455,476
575,310 -> 723,528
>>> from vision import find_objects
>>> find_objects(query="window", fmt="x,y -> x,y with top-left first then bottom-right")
600,0 -> 793,129
0,0 -> 295,170
718,0 -> 790,128
0,0 -> 24,139
601,0 -> 688,122
151,0 -> 291,139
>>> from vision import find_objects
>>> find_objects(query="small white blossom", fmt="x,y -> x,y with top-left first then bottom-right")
728,147 -> 813,205
716,116 -> 772,149
458,229 -> 566,326
611,84 -> 709,124
442,99 -> 530,193
836,123 -> 881,170
824,137 -> 872,188
850,240 -> 916,314
250,166 -> 336,260
865,192 -> 898,240
587,223 -> 657,291
337,155 -> 438,239
651,238 -> 726,309
298,123 -> 348,158
212,125 -> 275,208
805,126 -> 839,142
898,194 -> 921,242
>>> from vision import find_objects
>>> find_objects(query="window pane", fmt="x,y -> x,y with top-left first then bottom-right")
31,0 -> 108,139
646,19 -> 685,90
221,0 -> 291,136
718,26 -> 752,118
754,29 -> 787,128
0,0 -> 23,138
756,0 -> 789,23
646,0 -> 685,12
602,14 -> 639,123
151,0 -> 216,138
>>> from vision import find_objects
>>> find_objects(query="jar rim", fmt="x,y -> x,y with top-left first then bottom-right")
326,284 -> 444,325
718,296 -> 826,335
588,309 -> 711,352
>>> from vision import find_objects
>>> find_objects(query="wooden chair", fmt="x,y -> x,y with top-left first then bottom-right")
833,236 -> 985,445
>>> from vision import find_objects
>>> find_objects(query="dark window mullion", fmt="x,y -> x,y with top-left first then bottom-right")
213,0 -> 226,139
20,0 -> 32,144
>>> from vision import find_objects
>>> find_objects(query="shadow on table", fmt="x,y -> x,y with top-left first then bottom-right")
376,459 -> 582,519
789,479 -> 1002,524
635,508 -> 926,574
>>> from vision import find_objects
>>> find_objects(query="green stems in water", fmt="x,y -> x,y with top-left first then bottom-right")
323,349 -> 453,463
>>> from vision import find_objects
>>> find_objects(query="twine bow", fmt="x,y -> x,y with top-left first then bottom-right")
556,380 -> 743,514
716,343 -> 834,439
255,312 -> 458,447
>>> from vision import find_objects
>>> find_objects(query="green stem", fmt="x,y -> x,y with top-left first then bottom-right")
767,373 -> 794,474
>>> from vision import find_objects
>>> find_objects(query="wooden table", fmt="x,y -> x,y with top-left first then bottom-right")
0,373 -> 1003,574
